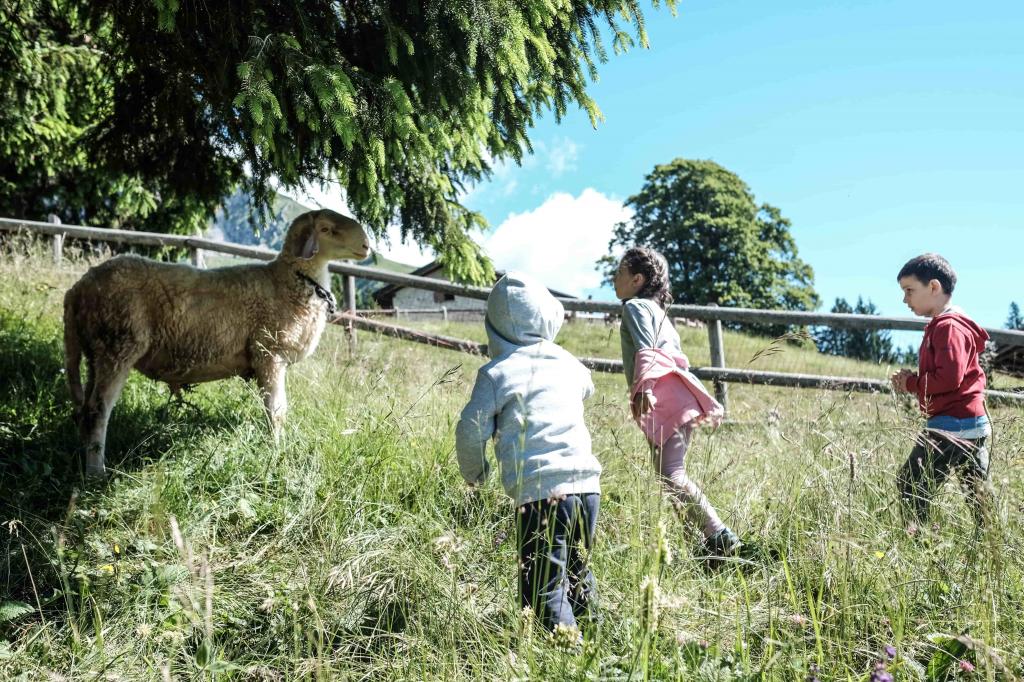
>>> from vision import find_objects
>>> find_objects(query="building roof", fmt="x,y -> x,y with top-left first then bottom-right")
993,343 -> 1024,379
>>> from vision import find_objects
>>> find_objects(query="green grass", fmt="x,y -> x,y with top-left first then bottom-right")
2,237 -> 1023,680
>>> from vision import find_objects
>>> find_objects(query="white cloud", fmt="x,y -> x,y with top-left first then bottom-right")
482,189 -> 631,296
543,137 -> 579,177
460,136 -> 581,204
374,226 -> 435,266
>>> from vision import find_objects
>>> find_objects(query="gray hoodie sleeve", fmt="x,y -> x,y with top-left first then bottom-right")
455,370 -> 498,485
582,366 -> 595,401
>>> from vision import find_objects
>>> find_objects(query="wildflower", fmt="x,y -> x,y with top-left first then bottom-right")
135,623 -> 153,639
788,613 -> 809,628
959,660 -> 975,672
493,530 -> 508,548
869,661 -> 893,682
885,645 -> 896,660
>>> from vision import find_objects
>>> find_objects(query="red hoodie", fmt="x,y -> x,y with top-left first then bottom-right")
906,309 -> 989,418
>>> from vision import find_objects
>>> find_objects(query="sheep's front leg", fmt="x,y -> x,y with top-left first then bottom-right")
255,359 -> 288,439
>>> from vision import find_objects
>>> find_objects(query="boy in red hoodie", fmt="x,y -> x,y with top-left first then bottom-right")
890,253 -> 994,526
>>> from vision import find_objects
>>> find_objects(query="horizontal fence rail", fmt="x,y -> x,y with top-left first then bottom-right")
3,216 -> 1023,408
335,315 -> 1024,406
4,216 -> 1022,347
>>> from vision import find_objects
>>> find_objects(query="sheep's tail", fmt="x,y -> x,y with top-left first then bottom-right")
63,289 -> 84,408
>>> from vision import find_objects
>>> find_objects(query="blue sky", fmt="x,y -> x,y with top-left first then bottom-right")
305,0 -> 1023,336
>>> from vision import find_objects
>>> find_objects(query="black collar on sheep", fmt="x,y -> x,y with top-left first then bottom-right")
296,271 -> 337,315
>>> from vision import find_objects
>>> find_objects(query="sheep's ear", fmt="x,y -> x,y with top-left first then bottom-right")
299,229 -> 319,260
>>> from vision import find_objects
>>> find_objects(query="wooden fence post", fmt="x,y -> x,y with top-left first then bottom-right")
189,232 -> 205,268
706,303 -> 729,411
48,214 -> 63,265
343,274 -> 357,350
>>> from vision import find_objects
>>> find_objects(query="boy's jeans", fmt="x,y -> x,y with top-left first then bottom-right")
517,493 -> 599,632
898,431 -> 992,526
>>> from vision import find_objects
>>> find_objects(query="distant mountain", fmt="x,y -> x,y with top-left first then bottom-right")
208,190 -> 314,249
209,189 -> 421,308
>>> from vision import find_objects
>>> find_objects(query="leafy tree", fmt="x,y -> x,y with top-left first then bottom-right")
1007,302 -> 1023,330
600,158 -> 819,326
895,344 -> 919,367
0,3 -> 189,232
3,0 -> 670,281
813,296 -> 896,363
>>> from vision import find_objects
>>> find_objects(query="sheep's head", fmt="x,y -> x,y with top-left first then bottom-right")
282,210 -> 370,262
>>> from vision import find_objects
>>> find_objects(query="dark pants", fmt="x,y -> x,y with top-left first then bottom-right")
517,493 -> 599,632
898,431 -> 993,526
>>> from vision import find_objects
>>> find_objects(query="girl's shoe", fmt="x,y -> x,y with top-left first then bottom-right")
704,527 -> 743,557
702,530 -> 779,571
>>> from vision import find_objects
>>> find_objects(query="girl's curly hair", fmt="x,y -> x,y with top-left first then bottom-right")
620,246 -> 673,309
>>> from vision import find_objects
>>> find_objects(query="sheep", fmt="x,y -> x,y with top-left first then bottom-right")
63,209 -> 370,476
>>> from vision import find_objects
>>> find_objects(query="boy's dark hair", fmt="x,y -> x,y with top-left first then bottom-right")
897,253 -> 957,294
620,246 -> 674,308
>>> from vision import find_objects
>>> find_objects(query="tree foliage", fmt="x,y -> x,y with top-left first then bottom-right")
812,296 -> 908,364
0,2 -> 196,232
2,0 -> 671,281
1007,302 -> 1023,331
600,158 -> 819,322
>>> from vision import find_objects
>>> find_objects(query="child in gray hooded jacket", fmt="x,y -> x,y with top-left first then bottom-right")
456,272 -> 602,634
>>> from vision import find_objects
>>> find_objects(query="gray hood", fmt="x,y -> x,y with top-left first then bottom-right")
485,272 -> 564,358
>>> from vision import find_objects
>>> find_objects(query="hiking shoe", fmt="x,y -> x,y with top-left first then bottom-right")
700,528 -> 744,571
705,527 -> 743,557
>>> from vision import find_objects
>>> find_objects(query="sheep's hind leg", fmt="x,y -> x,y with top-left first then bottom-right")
255,359 -> 288,441
80,360 -> 136,477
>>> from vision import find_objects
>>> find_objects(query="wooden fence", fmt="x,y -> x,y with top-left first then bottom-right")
3,215 -> 1023,408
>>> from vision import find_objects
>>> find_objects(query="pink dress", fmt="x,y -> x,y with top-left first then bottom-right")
630,347 -> 724,447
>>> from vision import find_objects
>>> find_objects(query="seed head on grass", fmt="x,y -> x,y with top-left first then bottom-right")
549,623 -> 582,651
656,518 -> 672,568
639,574 -> 659,635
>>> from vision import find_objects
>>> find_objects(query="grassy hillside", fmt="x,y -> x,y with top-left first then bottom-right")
1,238 -> 1022,680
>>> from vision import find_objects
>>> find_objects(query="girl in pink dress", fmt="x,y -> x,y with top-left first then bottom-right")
614,246 -> 744,559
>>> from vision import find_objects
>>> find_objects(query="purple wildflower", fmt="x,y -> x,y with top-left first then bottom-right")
869,661 -> 893,682
959,660 -> 975,672
885,645 -> 897,660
